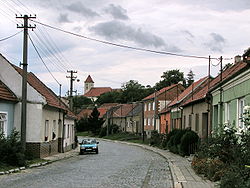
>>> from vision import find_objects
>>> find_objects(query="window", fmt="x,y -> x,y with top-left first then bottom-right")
238,98 -> 245,130
225,102 -> 231,125
52,120 -> 56,140
67,125 -> 70,138
152,117 -> 155,127
0,112 -> 7,136
188,114 -> 192,128
45,120 -> 49,141
144,103 -> 147,111
148,118 -> 150,126
148,103 -> 151,111
144,118 -> 146,126
152,102 -> 155,111
195,113 -> 199,132
183,115 -> 186,128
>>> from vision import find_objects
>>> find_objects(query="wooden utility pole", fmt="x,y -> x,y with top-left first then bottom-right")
16,14 -> 36,151
219,56 -> 223,128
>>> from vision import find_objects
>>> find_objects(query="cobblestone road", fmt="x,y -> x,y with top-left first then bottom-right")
0,139 -> 173,188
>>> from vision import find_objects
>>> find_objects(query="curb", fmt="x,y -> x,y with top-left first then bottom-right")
0,148 -> 79,176
98,138 -> 183,188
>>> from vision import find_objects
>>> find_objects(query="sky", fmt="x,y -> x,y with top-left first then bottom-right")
0,0 -> 250,96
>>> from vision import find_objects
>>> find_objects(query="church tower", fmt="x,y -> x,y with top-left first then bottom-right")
84,75 -> 94,94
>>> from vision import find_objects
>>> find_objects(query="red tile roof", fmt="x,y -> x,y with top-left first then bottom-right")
0,80 -> 17,102
112,104 -> 134,117
97,103 -> 119,118
77,108 -> 93,120
84,87 -> 112,97
85,75 -> 94,83
11,64 -> 76,119
143,84 -> 179,101
182,61 -> 249,106
168,76 -> 208,107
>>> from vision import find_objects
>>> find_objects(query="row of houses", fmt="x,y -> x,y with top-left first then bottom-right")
0,54 -> 76,158
100,51 -> 250,139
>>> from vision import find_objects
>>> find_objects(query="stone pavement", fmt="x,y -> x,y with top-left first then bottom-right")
42,139 -> 215,188
107,140 -> 216,188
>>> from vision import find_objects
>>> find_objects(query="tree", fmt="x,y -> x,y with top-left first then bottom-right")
72,95 -> 93,111
155,69 -> 186,90
88,107 -> 104,135
120,80 -> 148,103
96,91 -> 122,105
186,70 -> 195,87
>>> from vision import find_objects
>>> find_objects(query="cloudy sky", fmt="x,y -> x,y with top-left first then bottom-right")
0,0 -> 250,95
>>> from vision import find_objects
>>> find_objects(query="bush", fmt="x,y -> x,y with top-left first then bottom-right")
179,130 -> 199,156
99,124 -> 120,138
150,130 -> 161,146
0,130 -> 26,167
167,129 -> 190,154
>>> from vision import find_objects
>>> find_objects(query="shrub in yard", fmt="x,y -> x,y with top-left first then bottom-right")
149,130 -> 161,146
0,130 -> 26,167
167,129 -> 189,154
179,130 -> 199,156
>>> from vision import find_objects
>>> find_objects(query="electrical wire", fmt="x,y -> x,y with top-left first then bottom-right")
28,34 -> 61,85
31,20 -> 224,60
0,30 -> 22,42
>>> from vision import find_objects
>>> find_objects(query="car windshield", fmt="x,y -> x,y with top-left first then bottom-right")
82,139 -> 96,144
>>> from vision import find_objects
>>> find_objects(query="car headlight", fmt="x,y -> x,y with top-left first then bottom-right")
80,146 -> 85,149
93,146 -> 97,149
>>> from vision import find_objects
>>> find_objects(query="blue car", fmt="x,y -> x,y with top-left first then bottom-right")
80,139 -> 99,154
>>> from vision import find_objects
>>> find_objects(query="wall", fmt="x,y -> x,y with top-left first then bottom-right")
182,101 -> 210,139
63,118 -> 75,151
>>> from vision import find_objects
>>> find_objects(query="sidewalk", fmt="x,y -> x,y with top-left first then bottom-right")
107,140 -> 215,188
43,147 -> 79,162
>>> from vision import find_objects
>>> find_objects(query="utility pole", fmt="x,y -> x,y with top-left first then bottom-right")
66,70 -> 77,110
219,56 -> 223,128
16,14 -> 36,151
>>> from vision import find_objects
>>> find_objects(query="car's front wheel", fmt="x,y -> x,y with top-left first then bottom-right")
96,149 -> 99,154
80,150 -> 84,155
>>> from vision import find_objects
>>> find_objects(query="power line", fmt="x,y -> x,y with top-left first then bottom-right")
0,30 -> 22,42
28,34 -> 61,85
31,20 -> 225,60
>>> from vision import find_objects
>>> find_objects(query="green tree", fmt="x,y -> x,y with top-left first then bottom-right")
72,95 -> 93,110
186,69 -> 195,87
154,69 -> 186,90
120,80 -> 148,103
96,91 -> 121,105
88,107 -> 104,135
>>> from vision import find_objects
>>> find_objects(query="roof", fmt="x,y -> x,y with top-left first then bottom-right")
127,103 -> 143,116
11,64 -> 76,119
182,61 -> 249,107
85,75 -> 94,83
77,108 -> 93,120
112,104 -> 134,117
0,80 -> 17,102
168,76 -> 208,107
143,84 -> 179,101
84,87 -> 112,97
209,61 -> 249,92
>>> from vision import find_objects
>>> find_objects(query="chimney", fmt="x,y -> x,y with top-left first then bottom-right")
234,55 -> 241,64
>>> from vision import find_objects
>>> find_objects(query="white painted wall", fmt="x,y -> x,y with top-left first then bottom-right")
42,107 -> 60,142
63,118 -> 75,147
0,55 -> 45,104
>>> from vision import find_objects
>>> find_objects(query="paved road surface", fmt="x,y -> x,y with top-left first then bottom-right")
0,139 -> 173,188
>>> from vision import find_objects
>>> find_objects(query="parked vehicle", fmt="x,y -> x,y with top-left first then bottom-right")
80,139 -> 99,154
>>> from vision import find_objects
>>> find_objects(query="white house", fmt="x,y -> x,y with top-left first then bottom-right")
0,53 -> 76,158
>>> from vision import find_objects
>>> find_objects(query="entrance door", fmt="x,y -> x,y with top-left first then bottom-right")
202,113 -> 208,139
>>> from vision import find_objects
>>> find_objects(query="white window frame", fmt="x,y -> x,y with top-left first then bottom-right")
0,112 -> 8,137
152,102 -> 155,111
225,101 -> 231,125
237,98 -> 245,131
148,103 -> 151,111
144,103 -> 147,111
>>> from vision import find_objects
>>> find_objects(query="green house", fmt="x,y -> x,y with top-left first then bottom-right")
210,58 -> 250,133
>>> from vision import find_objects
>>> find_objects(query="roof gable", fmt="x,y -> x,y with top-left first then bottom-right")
0,80 -> 17,102
85,75 -> 94,83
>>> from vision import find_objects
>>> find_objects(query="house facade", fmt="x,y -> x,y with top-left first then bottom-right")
0,54 -> 76,158
210,60 -> 250,134
125,103 -> 143,134
143,84 -> 184,137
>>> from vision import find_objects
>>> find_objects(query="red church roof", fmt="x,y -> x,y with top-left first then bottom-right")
85,75 -> 94,83
84,87 -> 112,97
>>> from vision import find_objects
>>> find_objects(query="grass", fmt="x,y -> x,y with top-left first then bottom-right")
0,163 -> 17,171
76,131 -> 94,137
26,158 -> 48,166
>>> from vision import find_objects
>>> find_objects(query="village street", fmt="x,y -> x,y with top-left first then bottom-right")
0,139 -> 173,188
